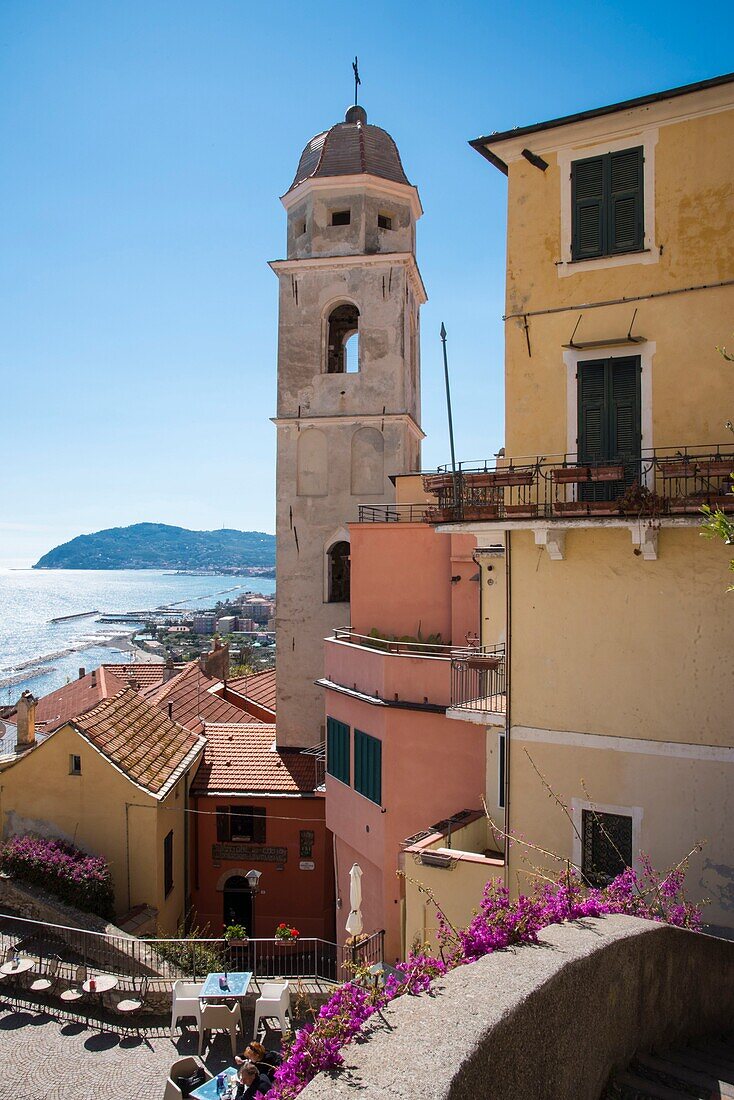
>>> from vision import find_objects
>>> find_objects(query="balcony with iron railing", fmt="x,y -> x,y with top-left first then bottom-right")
357,447 -> 734,525
419,445 -> 734,525
323,628 -> 496,712
449,643 -> 506,724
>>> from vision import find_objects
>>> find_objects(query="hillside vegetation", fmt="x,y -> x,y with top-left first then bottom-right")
34,523 -> 275,571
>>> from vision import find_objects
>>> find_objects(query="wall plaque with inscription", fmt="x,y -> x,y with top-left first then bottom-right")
213,843 -> 288,863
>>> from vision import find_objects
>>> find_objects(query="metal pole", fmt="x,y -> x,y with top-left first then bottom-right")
440,323 -> 460,510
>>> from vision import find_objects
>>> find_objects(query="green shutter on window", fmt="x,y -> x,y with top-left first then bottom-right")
578,357 -> 641,500
609,148 -> 644,254
326,717 -> 350,785
577,361 -> 607,464
354,729 -> 382,804
609,357 -> 641,463
572,156 -> 604,259
571,147 -> 644,260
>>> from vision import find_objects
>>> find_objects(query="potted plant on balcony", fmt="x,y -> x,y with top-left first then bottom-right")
223,923 -> 249,947
275,922 -> 300,944
618,482 -> 667,518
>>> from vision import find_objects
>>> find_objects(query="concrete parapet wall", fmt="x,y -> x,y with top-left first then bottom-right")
302,915 -> 734,1100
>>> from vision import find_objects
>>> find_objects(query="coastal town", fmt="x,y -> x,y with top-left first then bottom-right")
1,41 -> 733,1100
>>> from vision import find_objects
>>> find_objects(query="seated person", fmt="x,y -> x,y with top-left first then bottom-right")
235,1042 -> 283,1080
234,1061 -> 270,1099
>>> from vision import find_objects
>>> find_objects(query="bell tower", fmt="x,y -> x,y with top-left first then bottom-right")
271,105 -> 426,748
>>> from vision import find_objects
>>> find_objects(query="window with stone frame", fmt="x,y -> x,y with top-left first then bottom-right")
581,809 -> 632,887
327,541 -> 351,602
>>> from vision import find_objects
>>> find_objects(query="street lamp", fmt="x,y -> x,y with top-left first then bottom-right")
245,869 -> 262,935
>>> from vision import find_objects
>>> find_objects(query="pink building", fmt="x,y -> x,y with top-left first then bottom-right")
320,502 -> 487,962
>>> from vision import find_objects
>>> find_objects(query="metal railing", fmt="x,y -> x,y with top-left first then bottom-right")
0,911 -> 384,986
331,627 -> 485,660
358,504 -> 435,523
451,643 -> 506,715
421,445 -> 734,523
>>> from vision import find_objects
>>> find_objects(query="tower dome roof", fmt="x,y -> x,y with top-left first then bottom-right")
288,106 -> 412,192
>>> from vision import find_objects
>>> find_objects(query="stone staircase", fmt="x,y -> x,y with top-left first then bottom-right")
604,1036 -> 734,1099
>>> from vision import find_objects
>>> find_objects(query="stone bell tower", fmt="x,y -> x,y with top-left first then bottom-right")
271,104 -> 426,748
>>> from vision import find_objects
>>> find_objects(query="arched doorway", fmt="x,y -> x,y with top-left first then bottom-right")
222,875 -> 253,933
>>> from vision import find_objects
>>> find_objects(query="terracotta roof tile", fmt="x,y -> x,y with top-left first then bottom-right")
72,687 -> 203,797
101,663 -> 168,690
12,665 -> 127,735
145,662 -> 258,735
191,723 -> 316,795
226,668 -> 276,714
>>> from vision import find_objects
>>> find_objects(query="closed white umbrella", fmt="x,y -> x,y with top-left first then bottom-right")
345,863 -> 363,937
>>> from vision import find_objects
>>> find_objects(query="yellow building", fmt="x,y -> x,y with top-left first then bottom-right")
0,687 -> 205,933
426,73 -> 734,935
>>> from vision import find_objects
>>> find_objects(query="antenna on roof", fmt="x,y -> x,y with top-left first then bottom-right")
352,56 -> 361,106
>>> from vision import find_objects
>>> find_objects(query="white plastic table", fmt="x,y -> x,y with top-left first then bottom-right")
0,958 -> 34,976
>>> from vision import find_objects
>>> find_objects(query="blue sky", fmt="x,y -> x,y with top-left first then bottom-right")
2,0 -> 732,564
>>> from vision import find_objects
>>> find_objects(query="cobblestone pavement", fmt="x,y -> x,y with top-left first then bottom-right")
0,997 -> 259,1100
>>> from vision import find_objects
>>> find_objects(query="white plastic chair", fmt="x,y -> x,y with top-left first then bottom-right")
169,979 -> 203,1037
198,1001 -> 242,1058
163,1055 -> 212,1100
253,981 -> 292,1040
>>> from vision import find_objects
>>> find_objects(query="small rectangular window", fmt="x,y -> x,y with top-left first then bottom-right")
164,829 -> 174,897
582,810 -> 632,887
326,717 -> 350,784
377,213 -> 392,230
331,210 -> 350,226
69,754 -> 82,776
354,729 -> 382,805
497,732 -> 506,809
296,220 -> 306,236
230,806 -> 266,843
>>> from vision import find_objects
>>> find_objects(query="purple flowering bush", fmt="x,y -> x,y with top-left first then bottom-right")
265,858 -> 700,1100
0,834 -> 114,918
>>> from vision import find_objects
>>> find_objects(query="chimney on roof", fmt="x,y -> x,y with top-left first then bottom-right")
15,691 -> 37,752
163,656 -> 177,683
200,636 -> 230,683
90,669 -> 97,687
167,701 -> 174,720
78,667 -> 86,680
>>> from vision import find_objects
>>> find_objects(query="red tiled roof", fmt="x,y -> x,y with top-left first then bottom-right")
14,665 -> 127,735
102,663 -> 168,690
191,723 -> 317,795
227,668 -> 276,714
72,687 -> 203,797
145,662 -> 259,735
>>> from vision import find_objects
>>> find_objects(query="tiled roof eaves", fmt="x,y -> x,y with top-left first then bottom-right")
157,736 -> 207,800
199,789 -> 319,799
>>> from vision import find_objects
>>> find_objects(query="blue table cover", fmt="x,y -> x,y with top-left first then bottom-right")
191,1067 -> 238,1099
199,971 -> 253,999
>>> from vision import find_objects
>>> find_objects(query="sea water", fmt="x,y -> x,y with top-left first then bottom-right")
0,568 -> 275,704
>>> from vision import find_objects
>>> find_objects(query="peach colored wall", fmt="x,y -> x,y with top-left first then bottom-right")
325,638 -> 452,708
324,685 -> 486,961
349,523 -> 453,642
191,794 -> 334,940
450,534 -> 480,645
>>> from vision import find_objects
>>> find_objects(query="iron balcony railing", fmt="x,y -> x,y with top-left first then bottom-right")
0,911 -> 384,987
358,503 -> 435,523
331,627 -> 484,660
418,445 -> 734,523
450,643 -> 506,715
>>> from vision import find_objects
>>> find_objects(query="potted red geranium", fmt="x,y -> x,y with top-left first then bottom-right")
275,922 -> 300,943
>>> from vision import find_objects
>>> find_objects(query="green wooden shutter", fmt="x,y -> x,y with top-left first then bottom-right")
608,147 -> 644,254
577,360 -> 607,463
326,717 -> 350,785
610,356 -> 641,487
355,730 -> 382,804
571,156 -> 604,260
216,807 -> 231,842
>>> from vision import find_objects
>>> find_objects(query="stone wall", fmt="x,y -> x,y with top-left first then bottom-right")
302,915 -> 734,1100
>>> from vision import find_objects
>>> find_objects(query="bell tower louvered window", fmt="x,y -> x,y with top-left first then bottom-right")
571,147 -> 644,260
578,356 -> 641,501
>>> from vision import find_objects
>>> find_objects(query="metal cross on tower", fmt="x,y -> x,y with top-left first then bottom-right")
352,56 -> 361,106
